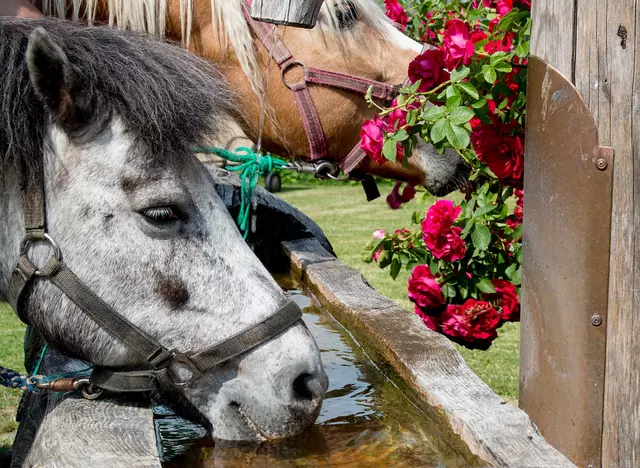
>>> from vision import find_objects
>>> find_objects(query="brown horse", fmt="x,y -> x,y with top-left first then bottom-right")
26,0 -> 468,195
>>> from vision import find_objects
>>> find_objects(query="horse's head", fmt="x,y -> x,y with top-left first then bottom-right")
0,19 -> 326,441
185,0 -> 468,194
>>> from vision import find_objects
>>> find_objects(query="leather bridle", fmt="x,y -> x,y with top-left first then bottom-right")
242,1 -> 411,201
7,160 -> 303,397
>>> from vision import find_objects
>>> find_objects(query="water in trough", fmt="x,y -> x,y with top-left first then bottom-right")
157,281 -> 477,467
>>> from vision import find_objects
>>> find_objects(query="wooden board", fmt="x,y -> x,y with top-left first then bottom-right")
529,1 -> 640,466
250,0 -> 324,28
282,237 -> 575,467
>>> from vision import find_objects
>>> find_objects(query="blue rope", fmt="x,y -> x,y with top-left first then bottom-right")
193,146 -> 288,239
0,344 -> 92,393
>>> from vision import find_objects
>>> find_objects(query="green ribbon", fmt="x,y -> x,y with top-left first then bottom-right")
193,146 -> 288,239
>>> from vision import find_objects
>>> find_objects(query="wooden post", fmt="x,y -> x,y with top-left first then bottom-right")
250,0 -> 324,28
521,1 -> 639,467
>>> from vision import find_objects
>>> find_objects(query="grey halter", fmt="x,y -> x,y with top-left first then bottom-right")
7,160 -> 302,397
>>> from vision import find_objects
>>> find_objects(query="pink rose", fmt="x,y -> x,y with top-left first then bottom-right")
506,215 -> 520,230
425,226 -> 467,262
360,116 -> 386,165
482,0 -> 513,15
421,200 -> 461,237
387,181 -> 416,209
408,48 -> 448,92
441,299 -> 501,348
373,229 -> 386,239
384,0 -> 408,30
408,264 -> 445,313
373,248 -> 383,263
442,19 -> 476,69
414,305 -> 440,331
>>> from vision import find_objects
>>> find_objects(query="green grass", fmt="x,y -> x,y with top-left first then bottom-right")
277,184 -> 520,404
0,302 -> 26,454
0,183 -> 519,453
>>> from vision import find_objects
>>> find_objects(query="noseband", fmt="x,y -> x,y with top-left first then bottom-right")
7,162 -> 302,397
242,2 -> 408,201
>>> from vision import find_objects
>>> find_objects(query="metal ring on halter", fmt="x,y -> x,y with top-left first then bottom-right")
281,60 -> 306,90
166,351 -> 202,388
19,233 -> 62,277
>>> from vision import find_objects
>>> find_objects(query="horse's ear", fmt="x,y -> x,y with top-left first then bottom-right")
26,27 -> 91,128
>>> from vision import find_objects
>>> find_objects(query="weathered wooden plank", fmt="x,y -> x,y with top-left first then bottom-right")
283,237 -> 575,468
250,0 -> 324,28
602,0 -> 640,465
19,396 -> 160,468
530,0 -> 576,80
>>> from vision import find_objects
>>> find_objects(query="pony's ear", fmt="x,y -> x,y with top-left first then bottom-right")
26,27 -> 91,128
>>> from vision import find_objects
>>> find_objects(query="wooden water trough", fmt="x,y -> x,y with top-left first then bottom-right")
9,167 -> 572,467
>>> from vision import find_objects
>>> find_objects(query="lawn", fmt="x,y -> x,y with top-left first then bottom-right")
0,182 -> 520,454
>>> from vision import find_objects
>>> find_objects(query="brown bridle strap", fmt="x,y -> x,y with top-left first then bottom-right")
7,158 -> 302,395
241,1 -> 400,173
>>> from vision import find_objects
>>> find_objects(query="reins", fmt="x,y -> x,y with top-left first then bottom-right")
2,153 -> 303,399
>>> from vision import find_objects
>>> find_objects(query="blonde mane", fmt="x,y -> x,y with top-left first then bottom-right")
34,0 -> 393,99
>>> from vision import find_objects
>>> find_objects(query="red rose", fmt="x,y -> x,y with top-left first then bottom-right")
360,116 -> 405,165
441,299 -> 501,344
408,264 -> 445,313
515,0 -> 530,9
414,305 -> 440,331
442,19 -> 476,69
384,0 -> 408,30
514,189 -> 524,219
387,181 -> 416,209
421,200 -> 461,237
471,125 -> 524,188
506,215 -> 520,230
491,279 -> 520,322
425,226 -> 467,262
482,0 -> 513,15
408,49 -> 448,92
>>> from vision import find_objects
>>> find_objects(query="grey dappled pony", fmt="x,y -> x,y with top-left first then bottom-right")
0,18 -> 327,442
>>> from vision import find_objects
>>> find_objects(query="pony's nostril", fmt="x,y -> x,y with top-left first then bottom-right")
292,373 -> 322,401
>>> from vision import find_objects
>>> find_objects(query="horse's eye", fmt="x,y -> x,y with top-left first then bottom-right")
140,206 -> 185,224
335,1 -> 357,29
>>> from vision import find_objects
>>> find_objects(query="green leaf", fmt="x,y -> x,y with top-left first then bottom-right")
445,122 -> 471,150
406,109 -> 419,126
382,138 -> 398,162
450,66 -> 470,83
390,256 -> 402,280
474,204 -> 498,218
422,105 -> 447,121
446,95 -> 462,110
378,249 -> 392,269
505,263 -> 517,280
442,283 -> 457,299
471,97 -> 487,109
490,52 -> 507,66
512,266 -> 522,286
471,224 -> 492,251
364,85 -> 373,102
482,65 -> 497,84
449,107 -> 475,125
431,119 -> 447,143
457,81 -> 479,99
446,84 -> 461,98
515,41 -> 530,58
393,129 -> 409,141
511,223 -> 523,240
476,277 -> 496,294
494,62 -> 513,73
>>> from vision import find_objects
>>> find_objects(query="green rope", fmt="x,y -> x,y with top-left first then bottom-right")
193,146 -> 288,239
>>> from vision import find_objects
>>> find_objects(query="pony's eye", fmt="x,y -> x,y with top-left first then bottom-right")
335,1 -> 357,29
140,206 -> 185,224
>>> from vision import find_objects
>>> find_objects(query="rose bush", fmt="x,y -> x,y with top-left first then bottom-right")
362,0 -> 529,349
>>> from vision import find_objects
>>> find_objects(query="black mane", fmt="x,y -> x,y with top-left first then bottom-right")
0,18 -> 234,172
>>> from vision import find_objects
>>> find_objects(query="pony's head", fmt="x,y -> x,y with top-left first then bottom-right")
0,19 -> 326,441
187,0 -> 468,194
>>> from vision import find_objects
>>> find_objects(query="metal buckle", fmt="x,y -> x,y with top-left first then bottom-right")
166,351 -> 202,388
19,232 -> 62,277
281,60 -> 306,90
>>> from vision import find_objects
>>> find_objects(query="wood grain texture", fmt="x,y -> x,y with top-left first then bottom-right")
283,238 -> 575,467
17,396 -> 159,467
531,0 -> 640,466
250,0 -> 324,28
